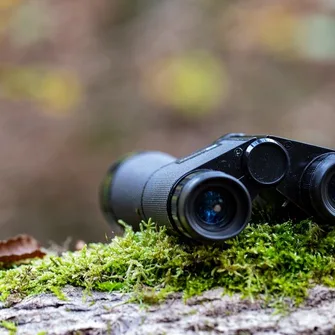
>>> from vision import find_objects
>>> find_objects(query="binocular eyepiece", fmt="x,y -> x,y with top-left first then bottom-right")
100,134 -> 335,243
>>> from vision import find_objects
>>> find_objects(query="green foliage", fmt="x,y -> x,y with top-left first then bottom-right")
0,219 -> 334,308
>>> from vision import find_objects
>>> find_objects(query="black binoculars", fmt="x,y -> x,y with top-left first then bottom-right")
100,134 -> 335,243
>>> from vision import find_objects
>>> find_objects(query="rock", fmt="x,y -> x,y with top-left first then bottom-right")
0,286 -> 335,335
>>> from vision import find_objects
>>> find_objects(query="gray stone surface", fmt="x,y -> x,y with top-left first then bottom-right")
0,285 -> 335,335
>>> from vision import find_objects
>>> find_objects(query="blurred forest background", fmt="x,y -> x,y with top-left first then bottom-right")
1,0 -> 335,246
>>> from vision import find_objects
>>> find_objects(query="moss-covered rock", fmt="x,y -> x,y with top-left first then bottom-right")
0,219 -> 334,307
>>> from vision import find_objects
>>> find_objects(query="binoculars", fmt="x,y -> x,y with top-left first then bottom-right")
100,134 -> 335,243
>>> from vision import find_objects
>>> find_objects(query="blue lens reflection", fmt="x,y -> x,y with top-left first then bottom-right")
196,190 -> 233,225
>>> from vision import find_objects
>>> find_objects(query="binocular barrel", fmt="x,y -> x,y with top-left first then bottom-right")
100,151 -> 176,232
100,151 -> 252,242
100,134 -> 335,243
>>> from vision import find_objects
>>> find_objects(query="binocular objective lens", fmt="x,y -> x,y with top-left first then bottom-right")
301,153 -> 335,221
195,189 -> 236,228
327,174 -> 335,208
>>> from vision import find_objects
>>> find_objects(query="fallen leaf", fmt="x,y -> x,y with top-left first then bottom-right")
0,234 -> 46,264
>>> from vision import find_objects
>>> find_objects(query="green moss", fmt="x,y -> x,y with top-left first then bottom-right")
49,286 -> 68,301
0,219 -> 334,307
0,320 -> 17,334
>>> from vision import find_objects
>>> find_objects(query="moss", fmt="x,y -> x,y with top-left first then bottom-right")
0,320 -> 17,334
0,219 -> 334,308
49,286 -> 68,301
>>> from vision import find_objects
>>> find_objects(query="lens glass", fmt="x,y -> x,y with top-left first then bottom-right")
327,174 -> 335,207
195,188 -> 236,229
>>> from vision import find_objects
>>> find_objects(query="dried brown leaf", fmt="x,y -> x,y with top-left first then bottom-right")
0,234 -> 46,264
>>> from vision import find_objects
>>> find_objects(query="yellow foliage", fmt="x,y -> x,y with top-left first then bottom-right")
0,66 -> 82,116
0,0 -> 22,10
221,4 -> 301,59
38,72 -> 82,114
253,5 -> 299,56
0,0 -> 22,35
143,52 -> 229,116
230,5 -> 335,61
